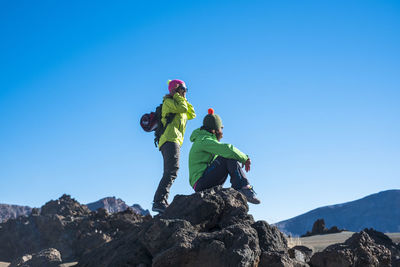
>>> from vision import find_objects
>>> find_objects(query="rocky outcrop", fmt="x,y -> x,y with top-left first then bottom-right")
78,186 -> 307,267
289,246 -> 313,263
310,230 -> 392,266
364,228 -> 400,267
0,204 -> 32,223
0,197 -> 150,224
41,194 -> 91,217
0,194 -> 150,262
301,218 -> 344,237
3,189 -> 398,266
9,248 -> 62,267
86,197 -> 150,216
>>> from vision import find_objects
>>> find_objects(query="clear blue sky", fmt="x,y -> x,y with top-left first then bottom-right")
1,0 -> 399,223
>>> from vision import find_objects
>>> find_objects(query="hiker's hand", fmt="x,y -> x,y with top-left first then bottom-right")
178,88 -> 186,98
174,89 -> 186,99
243,158 -> 251,172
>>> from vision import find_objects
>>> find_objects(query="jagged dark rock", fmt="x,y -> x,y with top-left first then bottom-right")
9,248 -> 62,267
289,245 -> 313,263
41,194 -> 91,217
0,196 -> 150,224
259,250 -> 309,267
253,220 -> 288,253
5,189 -> 397,266
0,194 -> 150,263
78,186 -> 304,267
364,228 -> 400,267
301,218 -> 345,237
310,230 -> 392,267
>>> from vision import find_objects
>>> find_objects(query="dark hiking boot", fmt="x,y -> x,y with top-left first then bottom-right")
152,202 -> 168,213
239,185 -> 261,204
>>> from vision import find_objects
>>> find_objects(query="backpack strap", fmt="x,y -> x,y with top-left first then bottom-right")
153,102 -> 176,148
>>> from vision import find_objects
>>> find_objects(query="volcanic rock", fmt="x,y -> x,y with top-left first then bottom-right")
0,196 -> 150,224
0,194 -> 150,262
310,230 -> 392,267
78,186 -> 305,267
301,218 -> 344,237
289,245 -> 313,263
40,194 -> 91,217
364,228 -> 400,266
9,248 -> 62,267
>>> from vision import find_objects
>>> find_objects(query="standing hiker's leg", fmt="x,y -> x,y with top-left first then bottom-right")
153,142 -> 180,206
194,156 -> 229,192
225,158 -> 250,190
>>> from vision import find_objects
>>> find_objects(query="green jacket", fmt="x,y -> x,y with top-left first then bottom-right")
158,93 -> 196,149
188,128 -> 249,187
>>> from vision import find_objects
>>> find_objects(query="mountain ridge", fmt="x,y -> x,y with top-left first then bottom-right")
0,196 -> 149,222
275,189 -> 400,236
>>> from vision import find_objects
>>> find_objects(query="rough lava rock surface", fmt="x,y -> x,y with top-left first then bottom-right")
0,194 -> 150,262
78,186 -> 305,267
310,230 -> 392,267
364,228 -> 400,267
2,188 -> 398,266
9,248 -> 62,267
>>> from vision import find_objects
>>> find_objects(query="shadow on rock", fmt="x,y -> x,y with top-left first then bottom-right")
78,186 -> 305,267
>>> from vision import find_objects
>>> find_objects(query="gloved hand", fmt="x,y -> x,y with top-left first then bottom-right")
242,158 -> 251,172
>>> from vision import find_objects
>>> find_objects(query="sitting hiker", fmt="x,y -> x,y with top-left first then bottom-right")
188,108 -> 260,204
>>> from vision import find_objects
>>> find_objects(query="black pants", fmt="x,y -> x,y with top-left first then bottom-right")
194,156 -> 249,192
153,142 -> 180,205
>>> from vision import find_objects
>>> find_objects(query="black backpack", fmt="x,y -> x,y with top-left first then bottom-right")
153,104 -> 175,147
140,102 -> 175,148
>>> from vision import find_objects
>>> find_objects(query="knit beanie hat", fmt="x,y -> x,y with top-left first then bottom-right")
203,108 -> 223,131
167,79 -> 186,94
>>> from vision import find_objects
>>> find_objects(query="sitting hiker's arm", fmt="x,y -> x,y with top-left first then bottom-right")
186,102 -> 196,120
202,138 -> 248,163
164,94 -> 189,113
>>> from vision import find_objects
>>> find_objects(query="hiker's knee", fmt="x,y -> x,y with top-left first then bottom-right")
225,158 -> 240,166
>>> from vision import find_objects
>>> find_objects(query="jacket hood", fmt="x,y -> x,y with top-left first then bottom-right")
190,128 -> 214,142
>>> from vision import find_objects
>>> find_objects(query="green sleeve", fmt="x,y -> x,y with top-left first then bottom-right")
163,94 -> 188,113
201,138 -> 248,163
186,101 -> 196,120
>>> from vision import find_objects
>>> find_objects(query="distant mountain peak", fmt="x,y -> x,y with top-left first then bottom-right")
86,196 -> 150,216
0,195 -> 150,222
0,204 -> 32,223
275,189 -> 400,236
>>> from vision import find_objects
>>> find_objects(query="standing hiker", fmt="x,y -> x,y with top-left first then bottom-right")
152,79 -> 196,213
188,108 -> 260,204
